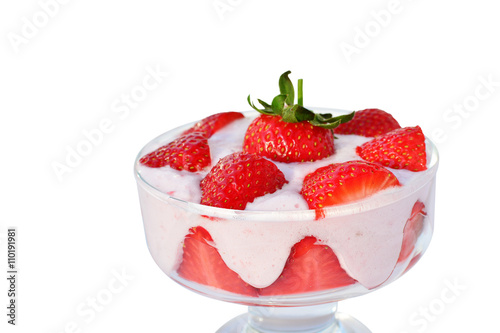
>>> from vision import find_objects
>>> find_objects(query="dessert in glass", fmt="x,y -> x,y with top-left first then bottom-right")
134,71 -> 439,332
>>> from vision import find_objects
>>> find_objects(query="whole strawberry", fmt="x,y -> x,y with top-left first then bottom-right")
139,132 -> 211,171
301,160 -> 400,218
200,152 -> 287,210
334,108 -> 401,137
356,126 -> 427,171
244,71 -> 354,163
243,114 -> 335,163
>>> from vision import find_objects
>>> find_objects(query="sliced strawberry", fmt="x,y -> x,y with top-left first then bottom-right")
334,108 -> 401,137
139,132 -> 211,171
301,161 -> 400,218
200,152 -> 287,210
398,201 -> 426,263
182,111 -> 244,138
356,126 -> 427,171
177,226 -> 258,296
243,114 -> 336,163
259,236 -> 356,296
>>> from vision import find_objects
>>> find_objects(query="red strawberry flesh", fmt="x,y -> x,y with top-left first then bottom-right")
259,236 -> 356,296
356,126 -> 427,171
243,114 -> 335,163
177,226 -> 258,296
182,111 -> 244,138
398,201 -> 426,263
334,108 -> 401,137
301,161 -> 401,219
200,152 -> 287,210
139,132 -> 211,172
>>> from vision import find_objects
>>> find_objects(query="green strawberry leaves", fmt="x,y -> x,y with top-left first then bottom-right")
272,94 -> 287,115
248,71 -> 354,129
282,104 -> 314,123
248,95 -> 273,114
279,70 -> 295,106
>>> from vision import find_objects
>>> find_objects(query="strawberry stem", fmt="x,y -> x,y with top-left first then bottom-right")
298,79 -> 303,106
248,71 -> 355,129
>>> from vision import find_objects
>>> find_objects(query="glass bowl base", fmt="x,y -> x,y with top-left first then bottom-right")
216,303 -> 371,333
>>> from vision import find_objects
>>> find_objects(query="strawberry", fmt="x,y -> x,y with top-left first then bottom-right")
139,132 -> 211,171
356,126 -> 427,171
301,161 -> 400,218
245,71 -> 354,163
177,226 -> 258,296
403,253 -> 423,274
259,236 -> 356,296
182,111 -> 244,138
334,108 -> 401,137
243,114 -> 336,163
398,201 -> 426,263
200,152 -> 287,210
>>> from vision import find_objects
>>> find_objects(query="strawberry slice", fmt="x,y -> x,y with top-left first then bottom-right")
334,108 -> 401,137
398,201 -> 427,263
403,253 -> 423,274
177,226 -> 258,296
139,132 -> 211,171
259,236 -> 356,296
301,161 -> 400,218
182,111 -> 244,138
200,152 -> 287,210
356,126 -> 427,171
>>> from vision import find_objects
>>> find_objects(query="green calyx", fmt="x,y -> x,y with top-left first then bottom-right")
247,71 -> 355,129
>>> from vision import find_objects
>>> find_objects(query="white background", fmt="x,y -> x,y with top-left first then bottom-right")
1,0 -> 499,332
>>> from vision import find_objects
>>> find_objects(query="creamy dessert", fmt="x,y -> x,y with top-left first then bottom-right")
135,71 -> 438,303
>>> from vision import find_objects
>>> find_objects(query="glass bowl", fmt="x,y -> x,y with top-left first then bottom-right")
134,111 -> 439,333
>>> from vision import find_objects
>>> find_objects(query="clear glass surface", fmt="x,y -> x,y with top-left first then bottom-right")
134,110 -> 439,332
